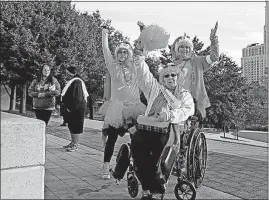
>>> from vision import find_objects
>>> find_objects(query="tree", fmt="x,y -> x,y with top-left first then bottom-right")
245,82 -> 268,131
204,54 -> 249,131
0,2 -> 68,113
1,2 -> 128,114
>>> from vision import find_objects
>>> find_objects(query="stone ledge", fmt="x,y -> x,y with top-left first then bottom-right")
1,112 -> 45,169
1,165 -> 44,199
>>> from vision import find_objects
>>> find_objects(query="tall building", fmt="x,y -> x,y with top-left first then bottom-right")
241,43 -> 266,83
241,2 -> 268,85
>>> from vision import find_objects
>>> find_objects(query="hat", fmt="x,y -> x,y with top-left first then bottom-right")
67,67 -> 77,75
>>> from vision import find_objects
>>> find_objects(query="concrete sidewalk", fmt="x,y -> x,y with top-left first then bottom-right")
45,134 -> 242,199
45,117 -> 268,199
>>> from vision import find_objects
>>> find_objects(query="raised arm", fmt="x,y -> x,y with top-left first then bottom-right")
102,28 -> 114,71
200,21 -> 219,72
133,54 -> 160,101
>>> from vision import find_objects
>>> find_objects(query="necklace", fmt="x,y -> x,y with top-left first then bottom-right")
121,65 -> 133,87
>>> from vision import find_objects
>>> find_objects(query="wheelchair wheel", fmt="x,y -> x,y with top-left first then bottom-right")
186,128 -> 199,183
192,132 -> 207,188
127,172 -> 139,198
174,180 -> 196,200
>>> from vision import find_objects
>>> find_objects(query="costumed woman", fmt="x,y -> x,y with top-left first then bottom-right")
170,22 -> 219,119
130,22 -> 194,200
101,26 -> 146,180
61,67 -> 89,152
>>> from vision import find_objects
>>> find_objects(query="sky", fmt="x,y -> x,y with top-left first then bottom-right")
72,1 -> 266,66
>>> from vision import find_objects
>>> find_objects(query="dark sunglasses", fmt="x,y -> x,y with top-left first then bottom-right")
164,73 -> 177,78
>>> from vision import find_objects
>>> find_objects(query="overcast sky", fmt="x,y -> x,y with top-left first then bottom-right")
72,1 -> 266,65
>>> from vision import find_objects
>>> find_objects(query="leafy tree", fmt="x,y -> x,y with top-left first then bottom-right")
0,2 -> 128,115
204,54 -> 249,131
0,2 -> 69,113
245,82 -> 268,131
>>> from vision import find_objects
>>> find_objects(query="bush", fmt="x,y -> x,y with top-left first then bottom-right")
245,124 -> 268,132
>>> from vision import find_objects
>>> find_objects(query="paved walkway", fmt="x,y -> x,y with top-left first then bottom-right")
44,117 -> 268,199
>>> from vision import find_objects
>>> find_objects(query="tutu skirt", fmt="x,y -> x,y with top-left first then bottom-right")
122,102 -> 146,123
104,99 -> 146,128
98,100 -> 111,116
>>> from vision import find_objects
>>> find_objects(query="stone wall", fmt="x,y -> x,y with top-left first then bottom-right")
1,112 -> 45,199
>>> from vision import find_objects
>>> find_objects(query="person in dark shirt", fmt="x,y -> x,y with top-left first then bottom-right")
61,67 -> 89,152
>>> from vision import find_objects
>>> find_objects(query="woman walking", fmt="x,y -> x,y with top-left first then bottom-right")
28,64 -> 61,126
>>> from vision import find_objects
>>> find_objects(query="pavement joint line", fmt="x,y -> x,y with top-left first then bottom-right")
206,137 -> 268,148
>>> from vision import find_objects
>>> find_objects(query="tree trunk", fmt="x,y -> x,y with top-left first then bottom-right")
19,84 -> 27,114
88,96 -> 93,119
9,85 -> 16,111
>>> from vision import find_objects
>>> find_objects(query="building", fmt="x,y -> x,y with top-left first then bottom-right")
241,43 -> 266,84
241,2 -> 268,85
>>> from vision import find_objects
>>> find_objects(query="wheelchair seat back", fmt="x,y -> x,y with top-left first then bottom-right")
112,143 -> 131,181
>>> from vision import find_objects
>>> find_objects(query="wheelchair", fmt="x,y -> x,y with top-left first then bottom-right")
111,116 -> 207,200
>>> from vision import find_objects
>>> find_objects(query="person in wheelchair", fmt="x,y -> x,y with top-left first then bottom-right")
129,45 -> 195,199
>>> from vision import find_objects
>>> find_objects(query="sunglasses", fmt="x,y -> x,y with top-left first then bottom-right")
164,73 -> 177,78
118,50 -> 128,54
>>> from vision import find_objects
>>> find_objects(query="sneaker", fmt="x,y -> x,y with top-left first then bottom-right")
102,162 -> 111,180
63,142 -> 73,149
66,143 -> 78,152
141,190 -> 151,200
151,193 -> 163,200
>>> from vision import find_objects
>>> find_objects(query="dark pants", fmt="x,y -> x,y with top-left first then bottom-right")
104,124 -> 135,162
131,130 -> 168,194
35,110 -> 52,126
104,126 -> 119,162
